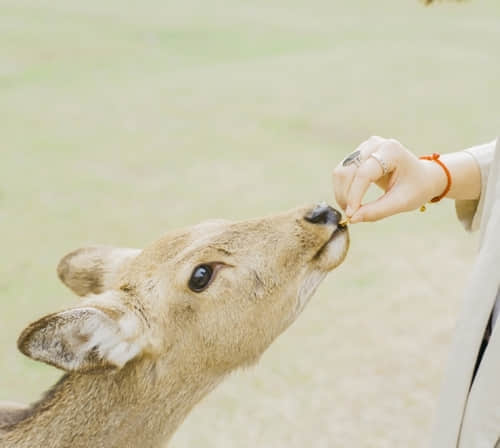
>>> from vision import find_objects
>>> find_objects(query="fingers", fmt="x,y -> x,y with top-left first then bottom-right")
332,136 -> 385,212
350,190 -> 404,223
356,136 -> 385,159
345,156 -> 387,217
346,141 -> 425,222
332,164 -> 356,211
333,136 -> 407,221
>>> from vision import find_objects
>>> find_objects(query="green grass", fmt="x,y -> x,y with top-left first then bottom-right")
1,0 -> 499,446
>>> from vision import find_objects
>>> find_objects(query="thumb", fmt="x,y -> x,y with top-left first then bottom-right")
350,191 -> 406,223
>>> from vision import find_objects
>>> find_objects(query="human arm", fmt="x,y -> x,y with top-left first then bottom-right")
332,136 -> 491,224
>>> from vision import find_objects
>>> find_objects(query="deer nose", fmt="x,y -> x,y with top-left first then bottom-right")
304,203 -> 341,225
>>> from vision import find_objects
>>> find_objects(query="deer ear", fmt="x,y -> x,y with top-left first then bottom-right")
17,305 -> 146,373
57,246 -> 141,296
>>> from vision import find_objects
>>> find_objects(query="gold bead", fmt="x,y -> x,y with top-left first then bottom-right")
420,205 -> 427,213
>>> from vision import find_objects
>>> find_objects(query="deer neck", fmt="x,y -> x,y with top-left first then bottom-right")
2,353 -> 223,448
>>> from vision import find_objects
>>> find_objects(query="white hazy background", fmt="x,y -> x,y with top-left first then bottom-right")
1,0 -> 499,446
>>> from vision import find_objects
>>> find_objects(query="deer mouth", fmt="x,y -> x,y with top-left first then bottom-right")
315,222 -> 347,257
312,222 -> 349,271
302,203 -> 349,270
294,222 -> 349,315
330,220 -> 348,239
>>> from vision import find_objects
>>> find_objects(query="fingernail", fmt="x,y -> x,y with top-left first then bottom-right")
346,206 -> 353,217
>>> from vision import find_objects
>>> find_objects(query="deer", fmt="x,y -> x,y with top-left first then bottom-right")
0,203 -> 349,448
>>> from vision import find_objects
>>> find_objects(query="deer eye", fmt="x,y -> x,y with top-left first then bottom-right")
188,264 -> 214,292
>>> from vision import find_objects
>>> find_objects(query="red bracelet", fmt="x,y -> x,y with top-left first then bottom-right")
419,153 -> 452,209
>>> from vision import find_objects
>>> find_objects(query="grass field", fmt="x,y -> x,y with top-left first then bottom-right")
1,0 -> 499,446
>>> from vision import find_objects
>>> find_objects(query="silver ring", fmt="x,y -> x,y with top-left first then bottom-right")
342,150 -> 362,168
370,152 -> 389,176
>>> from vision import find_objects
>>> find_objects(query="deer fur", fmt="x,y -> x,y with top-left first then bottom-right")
0,205 -> 349,448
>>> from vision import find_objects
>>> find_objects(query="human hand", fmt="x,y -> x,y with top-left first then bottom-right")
332,136 -> 448,223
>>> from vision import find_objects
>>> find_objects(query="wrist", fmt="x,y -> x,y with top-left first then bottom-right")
420,159 -> 448,202
440,151 -> 481,200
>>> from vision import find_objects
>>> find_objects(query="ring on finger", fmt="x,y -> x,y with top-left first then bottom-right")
342,150 -> 362,168
370,152 -> 389,176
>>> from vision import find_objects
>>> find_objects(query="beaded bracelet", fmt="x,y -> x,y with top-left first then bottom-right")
419,153 -> 452,212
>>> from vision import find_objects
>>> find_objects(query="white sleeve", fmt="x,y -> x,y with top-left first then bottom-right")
455,140 -> 496,231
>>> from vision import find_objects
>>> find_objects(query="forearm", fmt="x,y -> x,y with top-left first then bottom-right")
422,150 -> 481,202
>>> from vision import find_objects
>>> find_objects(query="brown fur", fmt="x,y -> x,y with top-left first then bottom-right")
0,205 -> 349,448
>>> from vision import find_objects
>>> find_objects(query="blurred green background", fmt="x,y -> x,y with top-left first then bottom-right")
1,0 -> 498,446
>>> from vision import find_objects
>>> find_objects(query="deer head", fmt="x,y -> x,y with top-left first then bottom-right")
18,204 -> 348,376
2,204 -> 348,448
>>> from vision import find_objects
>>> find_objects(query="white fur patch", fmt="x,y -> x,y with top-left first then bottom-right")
321,231 -> 349,270
295,270 -> 327,315
100,248 -> 142,294
64,307 -> 144,369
